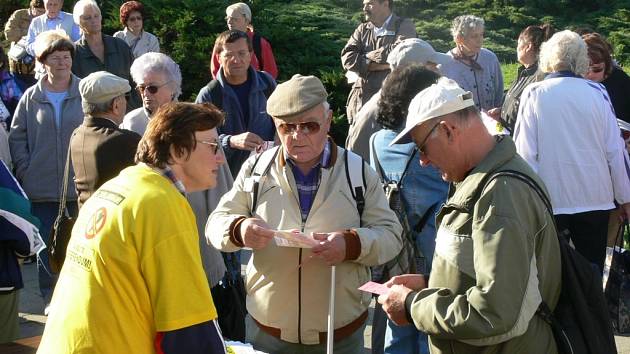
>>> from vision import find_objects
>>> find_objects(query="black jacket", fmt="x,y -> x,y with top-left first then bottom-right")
70,116 -> 140,208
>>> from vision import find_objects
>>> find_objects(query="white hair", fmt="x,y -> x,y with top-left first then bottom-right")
73,0 -> 100,25
130,52 -> 182,99
451,15 -> 484,40
539,30 -> 589,76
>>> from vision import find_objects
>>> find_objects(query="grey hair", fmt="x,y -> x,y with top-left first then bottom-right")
451,15 -> 485,40
73,0 -> 100,25
539,30 -> 589,76
82,97 -> 116,116
130,53 -> 182,100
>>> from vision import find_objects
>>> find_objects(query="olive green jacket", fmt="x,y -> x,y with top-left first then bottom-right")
408,136 -> 562,354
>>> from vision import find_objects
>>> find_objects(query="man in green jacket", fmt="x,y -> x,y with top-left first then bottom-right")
379,77 -> 562,354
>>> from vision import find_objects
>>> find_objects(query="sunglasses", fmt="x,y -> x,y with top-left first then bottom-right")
277,121 -> 322,135
136,81 -> 171,94
417,121 -> 441,155
196,140 -> 222,154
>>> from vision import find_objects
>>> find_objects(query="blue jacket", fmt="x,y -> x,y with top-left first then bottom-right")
196,67 -> 276,177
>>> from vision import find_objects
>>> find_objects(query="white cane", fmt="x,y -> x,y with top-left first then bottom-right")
327,265 -> 336,354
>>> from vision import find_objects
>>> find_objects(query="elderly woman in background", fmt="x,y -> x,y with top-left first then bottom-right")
113,1 -> 160,59
514,30 -> 630,272
121,52 -> 181,134
583,33 -> 630,123
71,0 -> 140,111
120,53 -> 234,328
8,30 -> 83,313
488,24 -> 554,132
442,15 -> 503,112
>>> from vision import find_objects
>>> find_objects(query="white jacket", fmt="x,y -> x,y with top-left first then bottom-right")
514,74 -> 630,214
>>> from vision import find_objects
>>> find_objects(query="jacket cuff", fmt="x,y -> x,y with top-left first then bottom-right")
229,216 -> 247,247
404,290 -> 418,324
342,229 -> 361,261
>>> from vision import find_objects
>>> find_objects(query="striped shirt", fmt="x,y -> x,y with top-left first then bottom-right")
286,141 -> 332,222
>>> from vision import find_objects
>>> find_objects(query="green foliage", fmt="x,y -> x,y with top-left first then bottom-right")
4,0 -> 630,143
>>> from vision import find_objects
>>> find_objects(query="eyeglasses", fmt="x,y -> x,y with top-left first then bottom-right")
417,121 -> 441,155
136,81 -> 171,94
196,140 -> 222,154
277,121 -> 322,135
127,16 -> 142,22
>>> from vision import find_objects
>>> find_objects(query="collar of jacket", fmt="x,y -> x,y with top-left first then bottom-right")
518,62 -> 539,76
445,135 -> 516,210
31,74 -> 81,103
76,34 -> 121,57
217,65 -> 270,93
545,70 -> 581,80
366,12 -> 400,31
277,136 -> 338,168
84,116 -> 120,128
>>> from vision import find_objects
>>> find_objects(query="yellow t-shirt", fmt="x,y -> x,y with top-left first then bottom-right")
38,165 -> 217,354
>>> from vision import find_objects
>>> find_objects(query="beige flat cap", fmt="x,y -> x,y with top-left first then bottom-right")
79,71 -> 130,104
267,74 -> 328,119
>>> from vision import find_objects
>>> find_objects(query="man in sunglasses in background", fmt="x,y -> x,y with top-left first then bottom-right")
196,29 -> 276,178
70,71 -> 140,209
207,74 -> 402,353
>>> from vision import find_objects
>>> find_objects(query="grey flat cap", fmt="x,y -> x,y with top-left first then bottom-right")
267,74 -> 328,119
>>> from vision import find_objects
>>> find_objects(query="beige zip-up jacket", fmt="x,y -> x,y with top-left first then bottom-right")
207,143 -> 402,344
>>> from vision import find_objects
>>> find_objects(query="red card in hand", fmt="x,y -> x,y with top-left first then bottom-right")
358,281 -> 389,295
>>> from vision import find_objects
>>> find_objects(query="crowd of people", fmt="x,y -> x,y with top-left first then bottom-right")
1,0 -> 630,353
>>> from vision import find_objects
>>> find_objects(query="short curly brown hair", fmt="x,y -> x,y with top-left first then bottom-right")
136,102 -> 225,168
119,1 -> 145,27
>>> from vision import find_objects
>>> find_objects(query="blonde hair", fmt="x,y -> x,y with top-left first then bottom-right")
539,30 -> 589,76
33,29 -> 74,62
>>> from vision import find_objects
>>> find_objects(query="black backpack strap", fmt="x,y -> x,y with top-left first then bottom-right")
248,146 -> 280,214
413,201 -> 439,234
344,149 -> 366,223
206,79 -> 223,110
253,33 -> 263,69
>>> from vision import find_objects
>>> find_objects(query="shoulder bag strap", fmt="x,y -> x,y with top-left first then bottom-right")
57,144 -> 72,219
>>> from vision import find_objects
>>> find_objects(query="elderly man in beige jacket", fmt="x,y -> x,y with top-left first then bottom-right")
207,74 -> 402,354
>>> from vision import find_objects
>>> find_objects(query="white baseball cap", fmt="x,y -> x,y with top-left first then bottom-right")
390,77 -> 474,145
387,38 -> 451,69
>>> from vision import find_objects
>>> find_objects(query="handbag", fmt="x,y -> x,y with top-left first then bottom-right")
603,222 -> 630,334
48,147 -> 75,273
7,38 -> 28,61
210,252 -> 247,341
